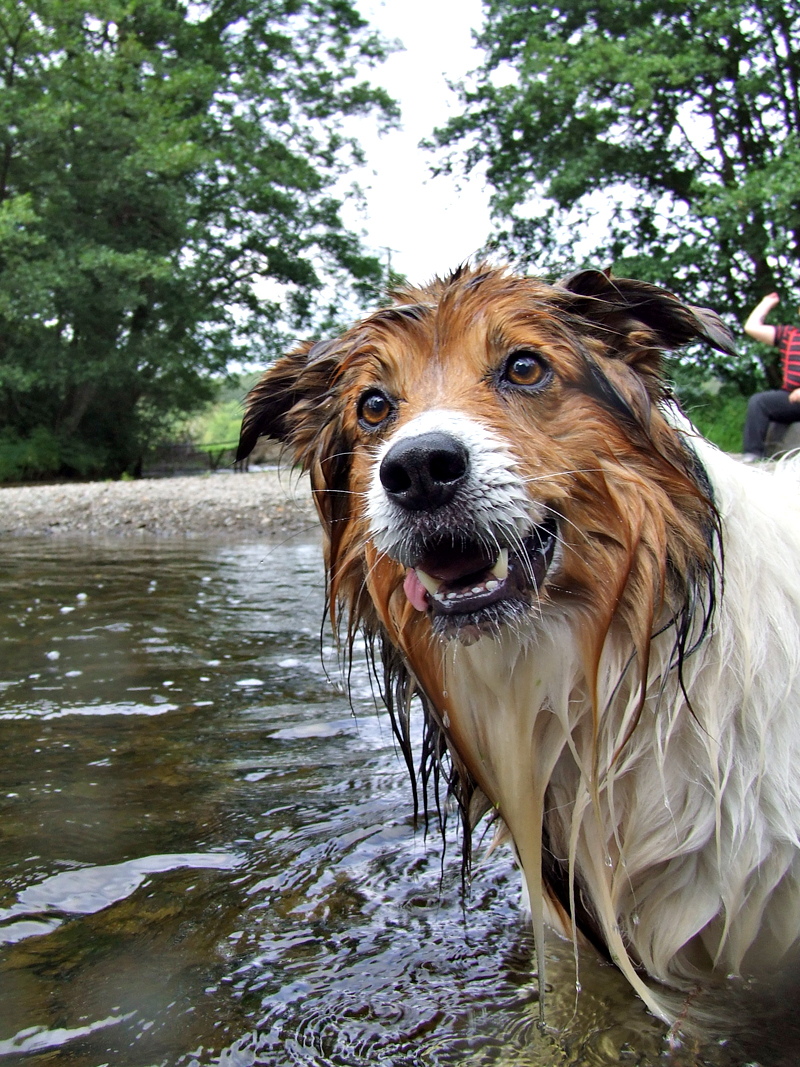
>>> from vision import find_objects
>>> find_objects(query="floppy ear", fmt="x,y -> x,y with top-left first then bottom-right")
236,339 -> 341,462
557,269 -> 736,356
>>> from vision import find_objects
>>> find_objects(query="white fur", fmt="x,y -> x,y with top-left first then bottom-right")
366,409 -> 538,565
448,439 -> 800,1020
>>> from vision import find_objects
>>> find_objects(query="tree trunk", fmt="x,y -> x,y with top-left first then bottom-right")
58,381 -> 98,435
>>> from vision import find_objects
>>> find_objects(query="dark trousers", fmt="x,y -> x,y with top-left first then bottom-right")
743,389 -> 800,455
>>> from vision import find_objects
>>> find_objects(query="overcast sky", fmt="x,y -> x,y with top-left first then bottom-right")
342,0 -> 494,285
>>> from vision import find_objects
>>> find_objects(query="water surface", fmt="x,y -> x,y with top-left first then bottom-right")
0,536 -> 783,1065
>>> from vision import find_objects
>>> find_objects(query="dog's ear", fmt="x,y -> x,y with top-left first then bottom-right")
557,269 -> 736,356
236,338 -> 341,462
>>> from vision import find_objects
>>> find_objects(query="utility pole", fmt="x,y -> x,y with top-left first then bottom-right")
381,246 -> 400,281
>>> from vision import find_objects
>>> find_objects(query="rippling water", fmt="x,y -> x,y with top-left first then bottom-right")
0,535 -> 792,1065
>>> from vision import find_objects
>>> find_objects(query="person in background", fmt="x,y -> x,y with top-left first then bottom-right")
741,293 -> 800,461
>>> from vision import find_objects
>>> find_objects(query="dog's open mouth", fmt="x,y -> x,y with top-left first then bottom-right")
402,516 -> 558,631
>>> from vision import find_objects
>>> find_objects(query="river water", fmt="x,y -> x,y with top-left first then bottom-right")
0,534 -> 791,1066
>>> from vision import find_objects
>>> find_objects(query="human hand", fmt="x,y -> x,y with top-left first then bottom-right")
761,292 -> 780,310
789,388 -> 800,403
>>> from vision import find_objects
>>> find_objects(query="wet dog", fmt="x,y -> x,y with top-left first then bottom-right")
237,265 -> 800,1023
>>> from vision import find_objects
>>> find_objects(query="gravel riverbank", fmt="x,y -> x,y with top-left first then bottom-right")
0,469 -> 318,539
0,450 -> 771,541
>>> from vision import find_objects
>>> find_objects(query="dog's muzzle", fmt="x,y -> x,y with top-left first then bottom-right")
376,428 -> 558,636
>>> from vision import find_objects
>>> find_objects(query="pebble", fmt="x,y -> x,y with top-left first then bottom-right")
0,470 -> 318,539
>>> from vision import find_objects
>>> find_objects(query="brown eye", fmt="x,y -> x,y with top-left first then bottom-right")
358,389 -> 394,428
503,350 -> 550,389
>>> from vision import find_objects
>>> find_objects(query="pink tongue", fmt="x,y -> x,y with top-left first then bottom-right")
403,569 -> 430,612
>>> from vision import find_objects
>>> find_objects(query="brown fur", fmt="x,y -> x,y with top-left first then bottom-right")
238,265 -> 734,999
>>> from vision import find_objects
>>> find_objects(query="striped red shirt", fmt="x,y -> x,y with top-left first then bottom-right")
775,325 -> 800,390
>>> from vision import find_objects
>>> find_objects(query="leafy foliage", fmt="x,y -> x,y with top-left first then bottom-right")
432,0 -> 800,388
683,390 -> 749,453
183,377 -> 257,452
0,0 -> 397,478
666,357 -> 755,451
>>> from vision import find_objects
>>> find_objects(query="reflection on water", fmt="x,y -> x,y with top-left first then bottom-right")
0,535 -> 786,1065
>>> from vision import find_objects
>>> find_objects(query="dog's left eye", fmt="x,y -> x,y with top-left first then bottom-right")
358,389 -> 394,428
502,350 -> 550,389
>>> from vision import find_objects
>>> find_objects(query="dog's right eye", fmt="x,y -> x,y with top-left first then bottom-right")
357,390 -> 394,428
502,350 -> 550,389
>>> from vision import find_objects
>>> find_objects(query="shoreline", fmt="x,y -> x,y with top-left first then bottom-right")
0,468 -> 318,539
0,451 -> 770,541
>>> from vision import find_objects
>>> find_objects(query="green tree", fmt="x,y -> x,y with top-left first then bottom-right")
432,0 -> 800,390
0,0 -> 396,479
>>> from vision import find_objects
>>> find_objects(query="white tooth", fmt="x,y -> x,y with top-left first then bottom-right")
471,586 -> 483,594
490,548 -> 509,582
415,569 -> 442,595
485,580 -> 498,591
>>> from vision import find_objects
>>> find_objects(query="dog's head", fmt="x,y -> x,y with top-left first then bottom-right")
239,265 -> 733,662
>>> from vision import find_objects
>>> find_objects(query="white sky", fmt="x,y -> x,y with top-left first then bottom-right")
343,0 -> 493,285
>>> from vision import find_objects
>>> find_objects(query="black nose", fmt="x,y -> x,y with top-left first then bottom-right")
379,432 -> 469,511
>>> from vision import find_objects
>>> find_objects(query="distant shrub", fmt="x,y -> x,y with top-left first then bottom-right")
668,357 -> 753,455
679,391 -> 747,453
0,428 -> 106,482
192,398 -> 245,452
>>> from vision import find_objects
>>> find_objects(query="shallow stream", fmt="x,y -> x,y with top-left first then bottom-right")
0,535 -> 788,1065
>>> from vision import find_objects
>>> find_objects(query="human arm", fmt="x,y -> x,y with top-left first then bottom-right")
744,292 -> 780,345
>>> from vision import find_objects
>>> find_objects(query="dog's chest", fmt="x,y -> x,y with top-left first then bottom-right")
438,629 -> 585,807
